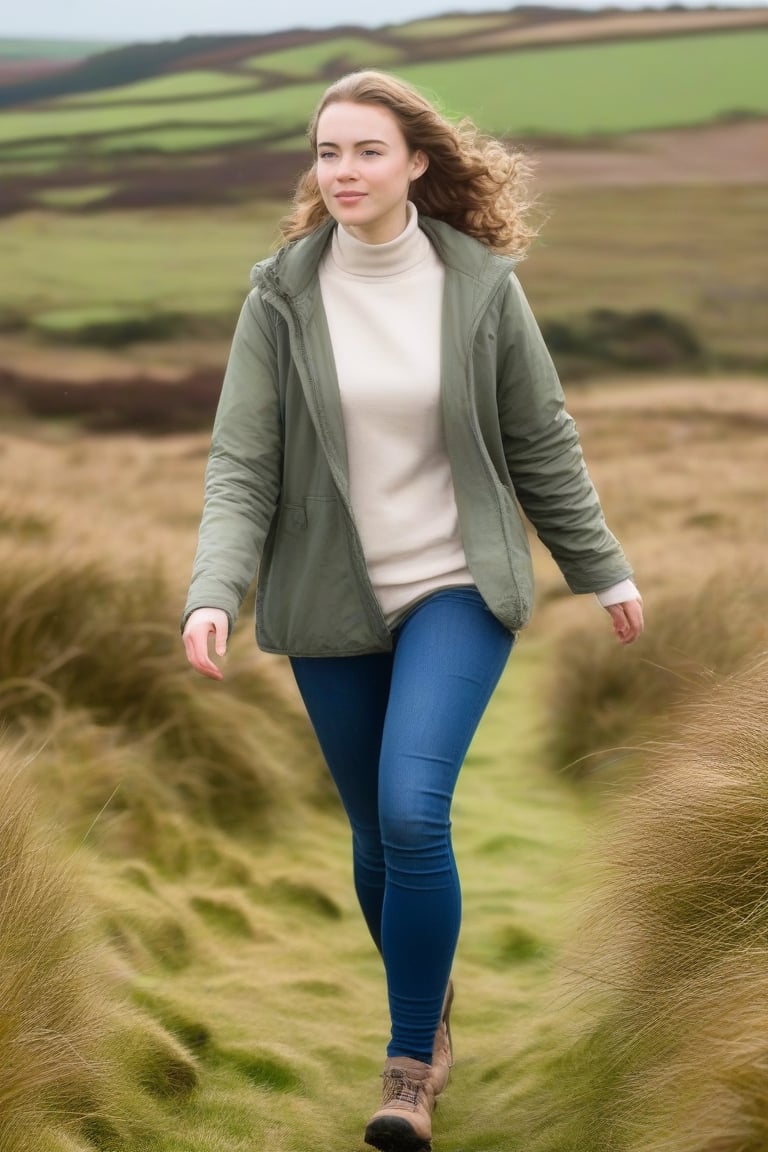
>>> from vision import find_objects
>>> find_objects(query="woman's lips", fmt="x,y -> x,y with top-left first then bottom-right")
335,192 -> 366,201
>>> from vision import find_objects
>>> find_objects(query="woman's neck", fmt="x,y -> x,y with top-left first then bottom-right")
332,202 -> 428,278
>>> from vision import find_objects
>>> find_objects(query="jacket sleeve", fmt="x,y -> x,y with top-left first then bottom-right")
182,290 -> 282,631
495,273 -> 633,594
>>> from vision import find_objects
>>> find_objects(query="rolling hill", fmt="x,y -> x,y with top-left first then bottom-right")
0,6 -> 766,216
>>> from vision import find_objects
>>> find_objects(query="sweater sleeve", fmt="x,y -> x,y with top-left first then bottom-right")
182,290 -> 283,632
495,273 -> 634,594
596,578 -> 641,607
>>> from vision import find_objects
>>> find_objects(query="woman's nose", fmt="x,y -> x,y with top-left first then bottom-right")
337,154 -> 359,180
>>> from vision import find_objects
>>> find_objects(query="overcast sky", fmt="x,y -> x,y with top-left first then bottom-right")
4,0 -> 765,43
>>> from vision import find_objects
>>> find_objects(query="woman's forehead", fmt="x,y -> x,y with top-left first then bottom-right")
316,101 -> 403,144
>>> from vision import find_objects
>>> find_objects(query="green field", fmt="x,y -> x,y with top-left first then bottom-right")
395,13 -> 515,39
32,184 -> 117,209
0,80 -> 325,148
394,30 -> 768,135
245,36 -> 403,77
56,69 -> 264,106
2,185 -> 764,363
0,18 -> 765,367
94,123 -> 268,155
2,29 -> 766,159
0,205 -> 281,323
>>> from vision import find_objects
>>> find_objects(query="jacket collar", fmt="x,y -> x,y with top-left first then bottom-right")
420,216 -> 517,286
252,217 -> 334,309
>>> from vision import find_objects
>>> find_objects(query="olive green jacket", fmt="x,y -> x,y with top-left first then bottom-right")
183,215 -> 632,655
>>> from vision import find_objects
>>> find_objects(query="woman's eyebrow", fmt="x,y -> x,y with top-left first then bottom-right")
316,138 -> 389,148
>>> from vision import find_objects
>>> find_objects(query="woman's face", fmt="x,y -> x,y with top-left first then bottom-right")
315,101 -> 427,245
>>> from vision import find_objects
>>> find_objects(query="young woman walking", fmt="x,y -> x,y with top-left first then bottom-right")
182,70 -> 643,1152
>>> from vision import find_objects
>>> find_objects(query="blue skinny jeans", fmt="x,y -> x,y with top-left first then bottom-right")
290,587 -> 513,1063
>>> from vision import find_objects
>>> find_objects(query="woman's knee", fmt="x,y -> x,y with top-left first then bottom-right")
380,803 -> 449,857
352,823 -> 385,872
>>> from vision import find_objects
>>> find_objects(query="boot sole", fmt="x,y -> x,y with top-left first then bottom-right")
364,1115 -> 432,1152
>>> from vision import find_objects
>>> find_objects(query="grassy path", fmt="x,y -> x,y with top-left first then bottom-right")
98,636 -> 590,1150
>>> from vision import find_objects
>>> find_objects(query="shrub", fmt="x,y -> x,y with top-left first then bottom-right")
32,306 -> 193,346
0,368 -> 223,433
542,307 -> 705,379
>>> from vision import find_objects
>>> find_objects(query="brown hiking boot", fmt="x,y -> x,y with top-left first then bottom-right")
364,1056 -> 436,1152
430,979 -> 454,1097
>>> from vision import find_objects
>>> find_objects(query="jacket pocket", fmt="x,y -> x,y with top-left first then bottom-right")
257,497 -> 389,655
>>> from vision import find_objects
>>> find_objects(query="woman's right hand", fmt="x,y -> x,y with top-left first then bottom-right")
182,607 -> 229,680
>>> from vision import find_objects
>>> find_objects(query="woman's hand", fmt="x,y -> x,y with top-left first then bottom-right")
183,607 -> 229,679
606,598 -> 644,646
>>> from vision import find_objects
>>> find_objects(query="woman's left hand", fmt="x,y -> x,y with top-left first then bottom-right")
606,599 -> 644,645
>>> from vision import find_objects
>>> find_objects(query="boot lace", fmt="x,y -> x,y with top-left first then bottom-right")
381,1068 -> 423,1110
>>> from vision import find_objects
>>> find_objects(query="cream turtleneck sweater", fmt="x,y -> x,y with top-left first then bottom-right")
318,204 -> 639,624
318,203 -> 474,624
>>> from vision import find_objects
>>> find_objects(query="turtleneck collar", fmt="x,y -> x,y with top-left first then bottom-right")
330,202 -> 431,279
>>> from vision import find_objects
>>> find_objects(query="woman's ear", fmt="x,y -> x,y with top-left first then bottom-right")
410,150 -> 428,181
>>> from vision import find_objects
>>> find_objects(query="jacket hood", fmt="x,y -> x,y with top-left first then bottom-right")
250,215 -> 517,303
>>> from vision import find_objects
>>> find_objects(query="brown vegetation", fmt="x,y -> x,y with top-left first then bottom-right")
0,307 -> 714,432
1,372 -> 763,628
533,119 -> 768,189
527,374 -> 768,634
0,365 -> 223,431
0,362 -> 764,1147
0,551 -> 328,862
456,6 -> 768,56
0,747 -> 105,1151
547,568 -> 768,779
531,371 -> 767,780
3,117 -> 766,221
525,656 -> 768,1152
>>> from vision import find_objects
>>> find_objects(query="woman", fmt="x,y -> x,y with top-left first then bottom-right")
182,70 -> 643,1152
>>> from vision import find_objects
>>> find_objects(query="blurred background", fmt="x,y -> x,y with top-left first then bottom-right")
0,4 -> 766,1151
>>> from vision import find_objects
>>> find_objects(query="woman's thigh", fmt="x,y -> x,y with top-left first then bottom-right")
289,651 -> 393,830
379,588 -> 514,847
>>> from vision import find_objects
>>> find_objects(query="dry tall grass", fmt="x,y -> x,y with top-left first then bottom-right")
0,742 -> 220,1149
0,553 -> 327,861
523,656 -> 768,1152
0,745 -> 106,1152
0,372 -> 763,1149
546,567 -> 768,780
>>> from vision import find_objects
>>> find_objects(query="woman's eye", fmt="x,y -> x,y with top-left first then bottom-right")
318,151 -> 337,160
361,150 -> 381,157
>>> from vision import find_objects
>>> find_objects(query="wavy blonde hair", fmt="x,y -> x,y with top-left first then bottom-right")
280,70 -> 537,258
